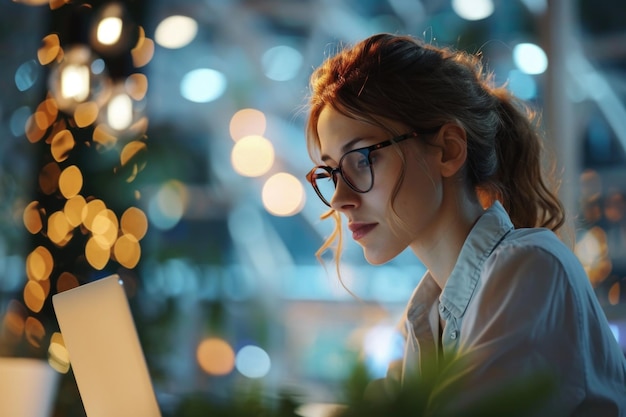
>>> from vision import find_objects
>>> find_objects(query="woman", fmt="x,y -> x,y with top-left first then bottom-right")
304,33 -> 626,416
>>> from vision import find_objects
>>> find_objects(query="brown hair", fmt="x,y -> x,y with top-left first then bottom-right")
306,33 -> 565,262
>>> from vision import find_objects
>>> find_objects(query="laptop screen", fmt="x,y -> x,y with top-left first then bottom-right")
52,274 -> 162,417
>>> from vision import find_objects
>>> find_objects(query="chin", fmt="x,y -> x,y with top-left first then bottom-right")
363,251 -> 394,266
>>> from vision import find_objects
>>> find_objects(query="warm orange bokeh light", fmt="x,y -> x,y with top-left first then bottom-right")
126,73 -> 148,101
85,235 -> 110,270
35,98 -> 58,130
120,140 -> 147,167
131,27 -> 154,68
197,338 -> 235,376
47,211 -> 72,246
56,272 -> 80,293
120,207 -> 148,240
2,300 -> 27,340
38,33 -> 61,65
92,209 -> 119,249
93,124 -> 118,150
24,280 -> 46,313
74,101 -> 100,128
25,113 -> 47,143
24,317 -> 45,348
50,129 -> 75,162
59,165 -> 83,199
113,234 -> 140,268
81,199 -> 107,231
23,201 -> 44,234
64,195 -> 87,227
26,246 -> 54,281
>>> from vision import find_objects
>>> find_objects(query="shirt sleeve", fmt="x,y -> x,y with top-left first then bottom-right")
429,243 -> 586,416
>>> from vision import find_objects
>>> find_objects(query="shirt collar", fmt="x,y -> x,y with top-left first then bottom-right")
439,201 -> 514,318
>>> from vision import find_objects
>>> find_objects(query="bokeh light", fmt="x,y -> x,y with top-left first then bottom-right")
180,68 -> 227,103
91,209 -> 118,249
513,42 -> 548,75
452,0 -> 494,21
197,338 -> 235,376
37,34 -> 61,65
58,165 -> 83,198
24,317 -> 45,348
261,172 -> 305,216
362,325 -> 404,378
74,101 -> 99,128
575,226 -> 611,287
64,195 -> 87,227
2,301 -> 27,341
148,180 -> 188,230
120,207 -> 148,240
23,201 -> 44,234
81,199 -> 107,232
26,246 -> 53,282
106,92 -> 134,130
113,234 -> 141,268
85,235 -> 111,270
47,211 -> 72,246
261,45 -> 303,81
229,108 -> 266,141
56,272 -> 79,293
24,280 -> 46,313
155,15 -> 198,49
15,59 -> 40,92
119,140 -> 148,181
97,17 -> 123,46
131,27 -> 155,68
48,45 -> 111,113
48,332 -> 70,373
231,135 -> 274,177
235,345 -> 271,378
9,105 -> 31,137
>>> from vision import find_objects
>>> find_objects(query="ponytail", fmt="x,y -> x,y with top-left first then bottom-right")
479,89 -> 565,232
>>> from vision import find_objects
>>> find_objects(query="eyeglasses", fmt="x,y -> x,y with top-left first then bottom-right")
306,128 -> 440,207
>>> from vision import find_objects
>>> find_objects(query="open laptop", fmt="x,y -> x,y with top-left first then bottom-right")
52,274 -> 162,417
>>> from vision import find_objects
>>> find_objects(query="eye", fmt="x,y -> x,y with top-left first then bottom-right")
356,155 -> 371,169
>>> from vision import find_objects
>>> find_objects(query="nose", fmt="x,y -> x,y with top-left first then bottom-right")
330,174 -> 359,211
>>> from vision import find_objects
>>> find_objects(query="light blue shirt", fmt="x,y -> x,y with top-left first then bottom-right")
395,201 -> 626,416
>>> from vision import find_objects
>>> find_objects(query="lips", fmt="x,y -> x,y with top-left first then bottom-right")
348,222 -> 377,240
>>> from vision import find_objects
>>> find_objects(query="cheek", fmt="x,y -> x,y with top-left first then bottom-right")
391,158 -> 442,224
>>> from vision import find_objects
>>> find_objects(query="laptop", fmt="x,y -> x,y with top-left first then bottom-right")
52,274 -> 162,417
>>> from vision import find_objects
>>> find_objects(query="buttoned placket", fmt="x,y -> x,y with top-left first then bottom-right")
439,303 -> 460,354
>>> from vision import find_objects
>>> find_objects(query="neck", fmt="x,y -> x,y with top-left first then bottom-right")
410,193 -> 485,290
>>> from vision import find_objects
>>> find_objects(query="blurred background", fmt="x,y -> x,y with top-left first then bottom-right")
0,0 -> 625,415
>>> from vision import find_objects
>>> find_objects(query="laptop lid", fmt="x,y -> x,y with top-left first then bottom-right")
52,274 -> 162,417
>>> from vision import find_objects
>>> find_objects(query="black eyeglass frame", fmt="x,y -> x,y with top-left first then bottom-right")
306,127 -> 441,207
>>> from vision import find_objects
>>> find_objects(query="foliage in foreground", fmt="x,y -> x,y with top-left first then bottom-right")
170,355 -> 559,417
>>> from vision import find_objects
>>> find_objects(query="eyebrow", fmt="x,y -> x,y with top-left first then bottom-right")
320,136 -> 370,163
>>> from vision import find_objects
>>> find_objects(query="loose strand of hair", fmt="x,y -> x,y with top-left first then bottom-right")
315,209 -> 364,302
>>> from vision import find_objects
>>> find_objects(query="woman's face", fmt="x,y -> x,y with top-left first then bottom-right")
316,106 -> 444,265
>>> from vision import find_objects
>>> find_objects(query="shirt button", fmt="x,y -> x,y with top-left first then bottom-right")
450,331 -> 458,340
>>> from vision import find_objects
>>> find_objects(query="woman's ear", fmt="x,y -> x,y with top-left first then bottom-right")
438,123 -> 467,178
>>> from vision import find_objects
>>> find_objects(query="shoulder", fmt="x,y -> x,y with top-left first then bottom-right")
485,227 -> 583,284
473,228 -> 593,320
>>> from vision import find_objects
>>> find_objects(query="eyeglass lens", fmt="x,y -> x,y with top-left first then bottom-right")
312,149 -> 373,204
